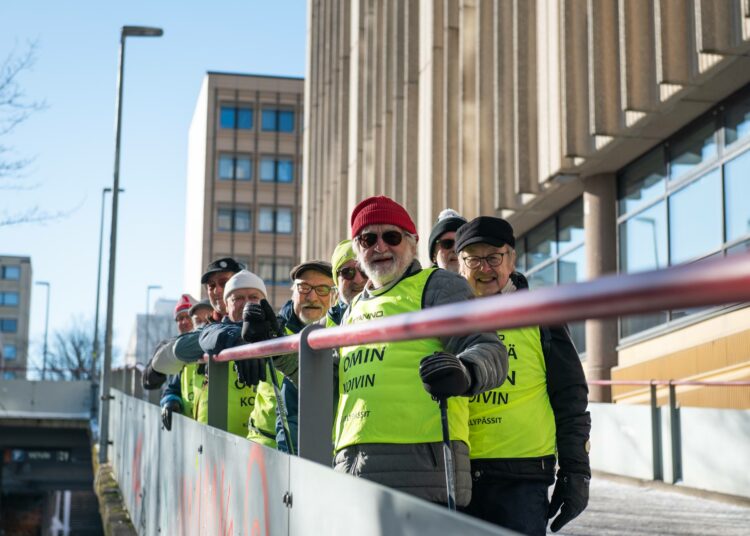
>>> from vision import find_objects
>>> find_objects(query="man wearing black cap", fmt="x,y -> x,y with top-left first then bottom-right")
427,209 -> 467,272
454,217 -> 591,536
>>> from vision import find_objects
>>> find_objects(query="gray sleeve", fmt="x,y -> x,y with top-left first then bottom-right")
423,270 -> 508,395
173,331 -> 205,363
272,353 -> 299,386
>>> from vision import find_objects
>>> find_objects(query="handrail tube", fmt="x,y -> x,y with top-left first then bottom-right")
217,252 -> 750,362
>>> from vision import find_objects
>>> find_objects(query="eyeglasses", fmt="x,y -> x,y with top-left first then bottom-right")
355,230 -> 405,249
337,266 -> 368,281
437,238 -> 455,251
295,282 -> 333,297
461,253 -> 507,269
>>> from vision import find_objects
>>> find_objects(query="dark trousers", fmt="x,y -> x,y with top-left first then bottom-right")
464,478 -> 550,536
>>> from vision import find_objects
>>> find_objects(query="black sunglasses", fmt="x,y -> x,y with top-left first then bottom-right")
337,266 -> 368,281
437,238 -> 455,250
355,230 -> 405,249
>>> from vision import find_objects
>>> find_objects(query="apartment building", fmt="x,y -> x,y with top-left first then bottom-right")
184,73 -> 304,308
0,255 -> 32,378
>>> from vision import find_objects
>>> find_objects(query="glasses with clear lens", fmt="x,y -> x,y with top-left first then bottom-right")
437,238 -> 455,250
296,282 -> 333,296
355,230 -> 404,249
337,266 -> 368,281
462,253 -> 506,269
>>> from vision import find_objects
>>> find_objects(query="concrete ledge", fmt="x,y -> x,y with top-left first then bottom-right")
92,447 -> 137,536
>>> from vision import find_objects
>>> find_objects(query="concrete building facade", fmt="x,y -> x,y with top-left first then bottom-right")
185,72 -> 305,309
0,255 -> 32,378
302,1 -> 750,407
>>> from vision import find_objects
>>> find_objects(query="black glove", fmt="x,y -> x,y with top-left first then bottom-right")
234,358 -> 267,388
418,352 -> 471,398
161,400 -> 181,431
242,299 -> 282,343
547,471 -> 590,532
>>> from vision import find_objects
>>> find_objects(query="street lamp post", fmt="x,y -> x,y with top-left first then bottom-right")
92,187 -> 123,381
35,281 -> 50,380
99,25 -> 163,464
144,284 -> 162,362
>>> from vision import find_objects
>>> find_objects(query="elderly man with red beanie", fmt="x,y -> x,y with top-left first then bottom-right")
333,195 -> 508,508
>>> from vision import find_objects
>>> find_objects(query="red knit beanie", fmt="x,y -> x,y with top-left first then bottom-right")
174,294 -> 195,320
350,196 -> 418,239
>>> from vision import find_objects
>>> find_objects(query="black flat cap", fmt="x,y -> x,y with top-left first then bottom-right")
200,257 -> 243,284
454,216 -> 516,252
188,299 -> 213,316
289,260 -> 333,281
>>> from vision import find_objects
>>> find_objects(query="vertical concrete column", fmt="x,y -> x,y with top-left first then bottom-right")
583,174 -> 618,402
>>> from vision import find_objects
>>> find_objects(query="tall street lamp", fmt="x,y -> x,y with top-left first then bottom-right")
92,187 -> 123,381
144,284 -> 162,362
35,281 -> 50,380
99,25 -> 163,464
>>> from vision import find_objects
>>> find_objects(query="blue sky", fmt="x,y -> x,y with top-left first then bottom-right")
0,1 -> 307,369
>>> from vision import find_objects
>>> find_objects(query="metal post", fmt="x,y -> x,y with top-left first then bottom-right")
668,381 -> 682,483
98,26 -> 162,464
145,284 -> 162,363
35,281 -> 51,380
298,323 -> 334,465
650,381 -> 663,481
206,356 -> 229,432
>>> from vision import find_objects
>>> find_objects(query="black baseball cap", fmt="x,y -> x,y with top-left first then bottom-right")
289,260 -> 333,281
200,257 -> 243,284
454,216 -> 516,253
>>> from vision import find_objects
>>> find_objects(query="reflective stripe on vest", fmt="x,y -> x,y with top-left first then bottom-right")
195,361 -> 257,437
180,363 -> 204,418
334,268 -> 469,450
468,326 -> 556,459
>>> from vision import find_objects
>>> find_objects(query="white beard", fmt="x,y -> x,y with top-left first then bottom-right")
362,252 -> 413,288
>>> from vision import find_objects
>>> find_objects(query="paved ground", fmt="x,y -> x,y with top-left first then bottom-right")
553,475 -> 750,536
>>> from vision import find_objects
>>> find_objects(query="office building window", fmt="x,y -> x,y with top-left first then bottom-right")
261,109 -> 295,132
0,292 -> 19,306
0,319 -> 18,333
3,344 -> 16,360
218,154 -> 252,181
1,266 -> 20,280
220,105 -> 253,129
3,371 -> 15,380
258,257 -> 293,284
260,156 -> 294,183
515,200 -> 587,354
258,207 -> 294,234
617,87 -> 750,340
217,208 -> 252,232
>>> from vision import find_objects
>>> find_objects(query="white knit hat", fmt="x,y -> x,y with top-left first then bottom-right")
224,270 -> 267,300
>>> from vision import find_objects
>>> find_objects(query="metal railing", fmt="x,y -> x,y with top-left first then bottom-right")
201,251 -> 750,465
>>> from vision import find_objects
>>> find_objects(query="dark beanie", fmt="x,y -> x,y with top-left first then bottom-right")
428,209 -> 467,261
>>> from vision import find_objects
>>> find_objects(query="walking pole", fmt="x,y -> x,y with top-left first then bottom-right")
438,397 -> 456,511
267,357 -> 295,455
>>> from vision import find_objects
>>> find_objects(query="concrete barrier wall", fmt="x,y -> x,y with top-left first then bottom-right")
109,390 -> 513,536
589,402 -> 655,480
0,380 -> 93,419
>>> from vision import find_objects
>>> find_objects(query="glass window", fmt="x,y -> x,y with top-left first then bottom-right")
568,322 -> 586,354
525,220 -> 556,270
262,109 -> 295,132
558,200 -> 584,252
668,120 -> 717,182
514,239 -> 526,272
558,245 -> 586,285
219,155 -> 234,180
220,106 -> 236,129
259,208 -> 275,233
618,149 -> 666,215
727,239 -> 750,256
2,266 -> 20,280
619,202 -> 668,273
277,159 -> 294,183
3,371 -> 15,380
3,343 -> 16,359
0,319 -> 18,333
276,258 -> 293,283
669,169 -> 722,264
235,157 -> 252,181
527,263 -> 555,290
724,149 -> 750,243
620,312 -> 669,339
217,208 -> 233,231
234,210 -> 252,232
725,93 -> 750,146
237,108 -> 253,129
260,158 -> 276,182
277,208 -> 293,234
258,258 -> 275,283
0,292 -> 19,306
